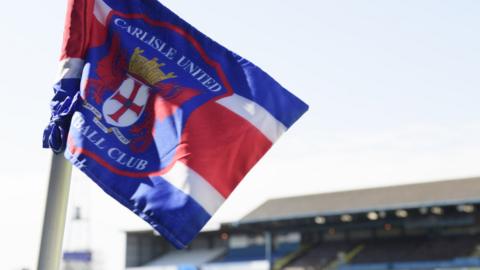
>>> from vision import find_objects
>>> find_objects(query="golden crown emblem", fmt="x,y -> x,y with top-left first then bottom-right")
128,47 -> 177,85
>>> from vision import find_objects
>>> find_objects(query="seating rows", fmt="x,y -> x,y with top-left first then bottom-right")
218,243 -> 300,263
285,235 -> 480,270
285,242 -> 351,270
351,235 -> 479,263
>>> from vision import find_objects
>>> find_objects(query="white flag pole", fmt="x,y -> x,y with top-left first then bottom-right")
37,152 -> 73,270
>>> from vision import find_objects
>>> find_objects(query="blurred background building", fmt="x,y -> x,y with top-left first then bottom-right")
62,206 -> 93,270
125,177 -> 480,270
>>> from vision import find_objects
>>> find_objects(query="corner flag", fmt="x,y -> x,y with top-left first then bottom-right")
43,0 -> 308,248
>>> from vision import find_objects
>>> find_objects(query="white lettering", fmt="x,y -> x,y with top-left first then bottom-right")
136,160 -> 148,170
176,56 -> 223,92
114,19 -> 224,92
107,147 -> 149,171
114,18 -> 128,28
108,147 -> 122,160
72,113 -> 85,129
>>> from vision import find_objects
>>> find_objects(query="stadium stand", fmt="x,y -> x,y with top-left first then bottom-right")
336,235 -> 480,270
284,242 -> 352,270
350,235 -> 478,263
125,177 -> 480,270
218,244 -> 266,262
215,243 -> 299,263
197,242 -> 301,270
127,248 -> 225,270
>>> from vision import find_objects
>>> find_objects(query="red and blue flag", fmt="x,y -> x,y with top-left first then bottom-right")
43,0 -> 308,248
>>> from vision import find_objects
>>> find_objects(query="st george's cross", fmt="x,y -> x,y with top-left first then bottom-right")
107,79 -> 145,124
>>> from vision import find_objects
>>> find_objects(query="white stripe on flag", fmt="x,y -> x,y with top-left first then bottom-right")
216,94 -> 287,143
57,58 -> 85,80
161,162 -> 225,216
94,0 -> 112,26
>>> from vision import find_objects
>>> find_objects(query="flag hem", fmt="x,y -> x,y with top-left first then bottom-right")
64,152 -> 188,249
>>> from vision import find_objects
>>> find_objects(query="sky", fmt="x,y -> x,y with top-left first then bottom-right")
1,0 -> 480,269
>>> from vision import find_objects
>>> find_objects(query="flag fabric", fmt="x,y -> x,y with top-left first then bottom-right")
43,0 -> 308,248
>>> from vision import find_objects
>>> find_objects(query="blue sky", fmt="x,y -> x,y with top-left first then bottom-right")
0,1 -> 479,269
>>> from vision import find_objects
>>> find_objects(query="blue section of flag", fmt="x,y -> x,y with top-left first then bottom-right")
64,134 -> 211,248
43,78 -> 81,153
235,65 -> 307,128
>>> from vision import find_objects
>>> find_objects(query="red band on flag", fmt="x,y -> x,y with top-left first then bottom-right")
180,102 -> 273,198
61,0 -> 95,60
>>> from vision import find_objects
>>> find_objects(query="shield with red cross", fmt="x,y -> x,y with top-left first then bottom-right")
102,75 -> 150,127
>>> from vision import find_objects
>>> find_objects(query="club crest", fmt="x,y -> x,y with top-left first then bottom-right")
102,47 -> 176,127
